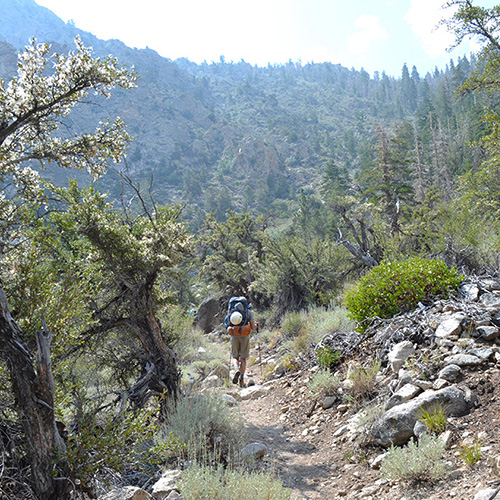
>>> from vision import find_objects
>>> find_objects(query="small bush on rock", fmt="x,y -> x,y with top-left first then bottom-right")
380,434 -> 449,483
419,404 -> 447,434
345,258 -> 462,332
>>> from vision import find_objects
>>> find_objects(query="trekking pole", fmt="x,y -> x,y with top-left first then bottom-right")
259,342 -> 263,378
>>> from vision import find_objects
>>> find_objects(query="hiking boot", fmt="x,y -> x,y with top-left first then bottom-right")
239,375 -> 245,388
232,370 -> 240,384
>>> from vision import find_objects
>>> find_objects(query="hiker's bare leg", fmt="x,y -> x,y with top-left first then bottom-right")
240,358 -> 246,376
233,356 -> 240,370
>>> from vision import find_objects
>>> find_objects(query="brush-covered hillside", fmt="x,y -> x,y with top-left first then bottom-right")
1,1 -> 500,499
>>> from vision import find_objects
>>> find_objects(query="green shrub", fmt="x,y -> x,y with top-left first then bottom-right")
308,369 -> 341,398
66,405 -> 155,487
316,346 -> 342,369
345,258 -> 462,332
380,433 -> 449,483
180,463 -> 291,500
153,393 -> 245,464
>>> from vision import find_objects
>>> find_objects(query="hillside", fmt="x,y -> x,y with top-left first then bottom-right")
0,0 -> 488,227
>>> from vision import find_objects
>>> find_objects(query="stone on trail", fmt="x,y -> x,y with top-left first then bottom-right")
99,486 -> 151,500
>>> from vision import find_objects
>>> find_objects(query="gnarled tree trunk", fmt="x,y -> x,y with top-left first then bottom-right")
0,286 -> 69,500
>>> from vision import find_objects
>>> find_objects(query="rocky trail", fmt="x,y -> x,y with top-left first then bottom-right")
231,276 -> 500,500
101,276 -> 500,500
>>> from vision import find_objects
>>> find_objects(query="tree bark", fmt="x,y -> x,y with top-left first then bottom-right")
126,285 -> 179,410
0,286 -> 69,500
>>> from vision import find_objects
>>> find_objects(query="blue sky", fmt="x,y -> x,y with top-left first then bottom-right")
35,0 -> 497,77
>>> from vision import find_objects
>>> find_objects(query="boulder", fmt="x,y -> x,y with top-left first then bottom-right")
240,385 -> 270,400
474,489 -> 500,500
388,341 -> 415,372
478,326 -> 500,341
437,364 -> 462,382
197,294 -> 222,333
460,283 -> 480,301
151,470 -> 181,500
443,353 -> 483,367
370,386 -> 470,447
386,383 -> 421,410
480,293 -> 500,313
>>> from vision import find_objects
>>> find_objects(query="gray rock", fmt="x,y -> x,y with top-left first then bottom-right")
166,492 -> 182,500
469,347 -> 494,361
478,325 -> 500,341
432,378 -> 449,390
321,396 -> 337,409
370,386 -> 470,447
435,317 -> 462,338
151,470 -> 181,500
461,385 -> 479,407
197,294 -> 222,333
460,283 -> 480,301
240,385 -> 270,400
492,312 -> 500,327
388,341 -> 415,372
386,383 -> 421,410
474,488 -> 500,500
99,487 -> 151,500
443,353 -> 483,367
438,364 -> 462,382
241,442 -> 267,459
480,293 -> 500,313
413,420 -> 427,437
370,452 -> 387,469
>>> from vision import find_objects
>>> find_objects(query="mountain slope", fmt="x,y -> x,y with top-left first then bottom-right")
0,0 -> 485,225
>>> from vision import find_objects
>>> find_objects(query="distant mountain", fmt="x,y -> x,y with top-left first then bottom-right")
0,0 -> 484,226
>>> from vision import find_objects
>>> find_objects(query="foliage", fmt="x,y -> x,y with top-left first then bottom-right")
253,236 -> 345,321
459,437 -> 482,466
0,37 -> 137,499
197,212 -> 266,297
345,258 -> 462,331
154,393 -> 245,464
308,369 -> 341,398
280,311 -> 308,338
347,359 -> 381,400
66,405 -> 156,489
380,434 -> 449,483
418,404 -> 447,434
180,463 -> 291,500
316,346 -> 342,369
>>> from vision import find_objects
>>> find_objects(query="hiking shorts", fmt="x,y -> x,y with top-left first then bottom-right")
231,334 -> 250,360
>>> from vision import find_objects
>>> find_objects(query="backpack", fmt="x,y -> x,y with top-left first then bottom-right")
225,296 -> 251,335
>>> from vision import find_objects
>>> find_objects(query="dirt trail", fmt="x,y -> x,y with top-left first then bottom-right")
238,352 -> 341,500
235,345 -> 500,500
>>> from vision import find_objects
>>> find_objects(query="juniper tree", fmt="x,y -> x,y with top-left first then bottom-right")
0,37 -> 136,500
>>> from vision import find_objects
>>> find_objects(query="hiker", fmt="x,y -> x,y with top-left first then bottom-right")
225,296 -> 258,387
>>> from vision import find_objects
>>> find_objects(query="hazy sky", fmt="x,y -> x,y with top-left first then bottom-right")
35,0 -> 496,77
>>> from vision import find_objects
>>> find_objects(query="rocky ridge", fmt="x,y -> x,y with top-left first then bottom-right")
99,276 -> 500,500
